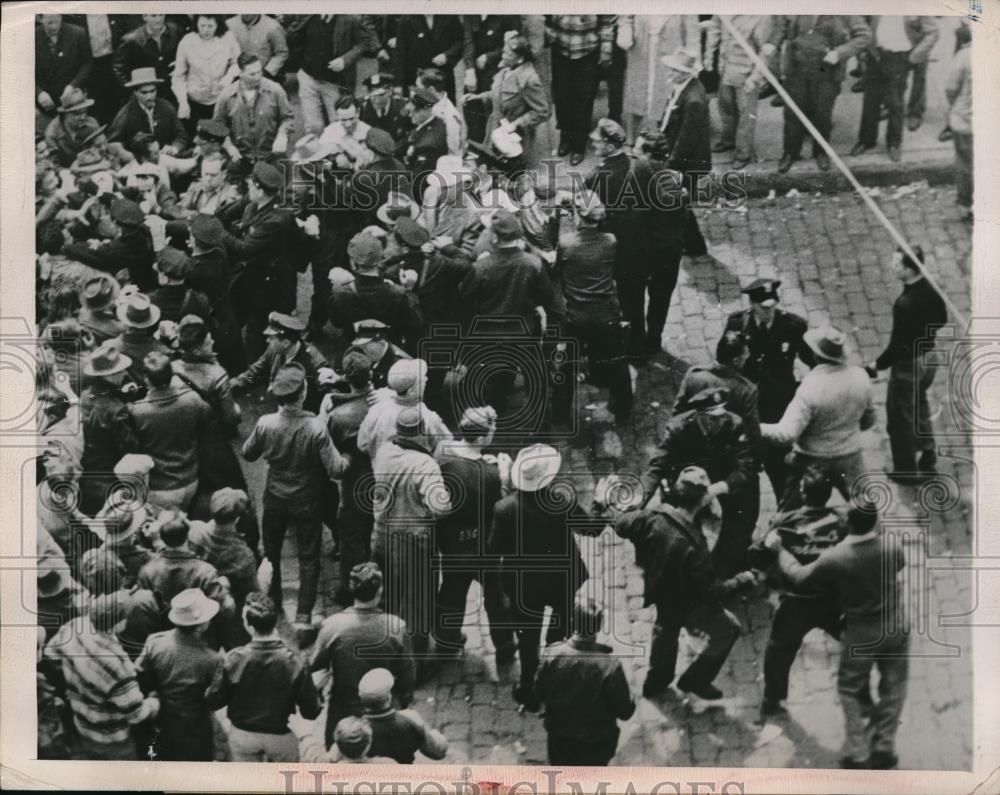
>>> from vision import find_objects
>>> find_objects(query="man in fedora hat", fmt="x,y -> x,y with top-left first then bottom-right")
43,85 -> 102,167
311,562 -> 416,750
763,16 -> 871,173
724,278 -> 814,500
223,159 -> 298,360
762,325 -> 876,509
112,292 -> 166,379
136,588 -> 223,761
112,13 -> 181,98
64,198 -> 157,291
42,590 -> 161,760
108,66 -> 189,156
242,363 -> 351,637
79,342 -> 143,516
533,596 -> 636,765
36,15 -> 93,125
658,45 -> 710,257
360,73 -> 413,145
642,386 -> 757,578
615,465 -> 753,701
77,274 -> 124,346
489,443 -> 605,709
369,406 -> 452,662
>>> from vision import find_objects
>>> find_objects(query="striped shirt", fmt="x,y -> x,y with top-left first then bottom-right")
545,15 -> 616,60
44,618 -> 147,744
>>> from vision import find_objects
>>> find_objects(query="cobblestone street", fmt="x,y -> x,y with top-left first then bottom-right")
239,184 -> 974,770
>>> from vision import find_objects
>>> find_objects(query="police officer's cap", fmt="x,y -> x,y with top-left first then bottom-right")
410,87 -> 437,108
685,386 -> 729,410
196,119 -> 230,141
264,311 -> 306,338
364,73 -> 395,91
251,161 -> 284,192
742,278 -> 781,306
394,216 -> 430,248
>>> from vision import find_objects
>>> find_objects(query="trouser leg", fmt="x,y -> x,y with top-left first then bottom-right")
569,52 -> 600,153
616,271 -> 648,357
883,51 -> 908,149
436,567 -> 475,648
604,46 -> 626,123
292,514 -> 323,618
309,259 -> 333,333
645,244 -> 683,347
953,132 -> 973,208
782,72 -> 808,157
547,733 -> 618,766
809,77 -> 839,156
858,53 -> 884,147
907,61 -> 927,121
869,644 -> 910,756
887,365 -> 918,471
717,84 -> 738,148
837,630 -> 877,760
551,53 -> 572,143
763,596 -> 841,702
676,604 -> 742,690
762,445 -> 790,503
733,83 -> 759,160
646,611 -> 681,689
714,481 -> 760,579
261,500 -> 289,608
514,604 -> 545,691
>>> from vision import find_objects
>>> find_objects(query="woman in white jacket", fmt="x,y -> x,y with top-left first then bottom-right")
172,15 -> 241,137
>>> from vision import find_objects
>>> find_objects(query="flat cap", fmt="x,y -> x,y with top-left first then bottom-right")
251,160 -> 283,191
395,406 -> 425,437
394,216 -> 431,248
741,278 -> 781,305
490,209 -> 522,239
110,198 -> 145,226
209,487 -> 250,519
387,358 -> 426,392
364,72 -> 394,90
177,314 -> 208,348
590,118 -> 626,146
190,213 -> 225,248
269,362 -> 307,397
196,118 -> 230,141
684,386 -> 729,410
365,127 -> 396,156
352,318 -> 390,341
156,246 -> 192,279
358,668 -> 395,702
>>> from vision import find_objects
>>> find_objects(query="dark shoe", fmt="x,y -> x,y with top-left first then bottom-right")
557,141 -> 571,157
815,152 -> 831,171
918,452 -> 938,474
850,142 -> 874,156
294,617 -> 318,648
712,141 -> 735,153
868,750 -> 899,770
840,755 -> 870,769
851,78 -> 865,93
677,680 -> 724,700
771,94 -> 784,107
777,153 -> 796,173
888,145 -> 902,162
495,640 -> 518,667
512,684 -> 540,712
907,116 -> 923,132
731,156 -> 752,169
760,698 -> 787,717
642,678 -> 671,700
938,126 -> 953,142
759,83 -> 777,99
569,151 -> 585,167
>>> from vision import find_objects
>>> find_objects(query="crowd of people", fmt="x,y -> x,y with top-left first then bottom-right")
33,13 -> 958,770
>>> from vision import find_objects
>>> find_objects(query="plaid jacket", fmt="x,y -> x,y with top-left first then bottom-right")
545,15 -> 615,60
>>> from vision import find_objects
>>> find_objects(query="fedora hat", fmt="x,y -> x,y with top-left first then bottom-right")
116,292 -> 161,329
511,444 -> 562,493
57,85 -> 95,113
291,133 -> 335,163
190,213 -> 225,248
80,275 -> 119,312
37,554 -> 71,598
661,46 -> 702,75
804,326 -> 848,364
70,148 -> 112,175
124,67 -> 163,88
83,341 -> 132,378
168,588 -> 220,626
94,501 -> 146,545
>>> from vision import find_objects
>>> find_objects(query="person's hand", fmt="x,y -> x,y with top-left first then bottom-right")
822,49 -> 840,65
617,27 -> 634,51
599,48 -> 612,67
298,214 -> 321,238
334,153 -> 351,170
162,144 -> 178,157
420,241 -> 436,256
476,53 -> 489,70
317,367 -> 339,385
744,74 -> 761,93
328,57 -> 345,72
760,43 -> 777,58
465,68 -> 478,90
86,238 -> 103,250
388,37 -> 397,50
707,481 -> 730,499
733,571 -> 757,588
256,558 -> 274,593
377,48 -> 391,62
431,234 -> 453,249
37,91 -> 55,112
177,100 -> 191,120
431,53 -> 448,67
399,268 -> 419,290
271,131 -> 288,154
143,694 -> 161,719
763,529 -> 783,553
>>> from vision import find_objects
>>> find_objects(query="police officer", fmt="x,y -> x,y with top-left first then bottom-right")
642,387 -> 757,579
724,279 -> 814,501
223,160 -> 297,362
403,87 -> 448,201
359,73 -> 413,146
230,312 -> 331,415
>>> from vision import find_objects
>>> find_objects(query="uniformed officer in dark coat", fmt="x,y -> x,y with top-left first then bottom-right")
359,73 -> 413,146
350,127 -> 412,227
230,312 -> 331,415
403,88 -> 449,201
342,319 -> 411,391
223,161 -> 298,362
642,386 -> 757,578
724,279 -> 814,500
